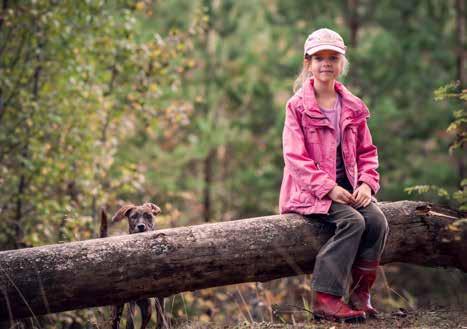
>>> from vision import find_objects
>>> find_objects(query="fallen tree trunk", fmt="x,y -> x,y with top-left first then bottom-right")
0,201 -> 465,321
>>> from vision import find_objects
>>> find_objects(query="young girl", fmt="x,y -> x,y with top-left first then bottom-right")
279,28 -> 389,322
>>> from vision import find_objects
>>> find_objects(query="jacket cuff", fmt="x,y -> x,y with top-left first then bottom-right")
358,175 -> 380,195
315,179 -> 337,200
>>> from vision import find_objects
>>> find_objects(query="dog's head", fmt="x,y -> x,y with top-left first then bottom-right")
111,203 -> 161,234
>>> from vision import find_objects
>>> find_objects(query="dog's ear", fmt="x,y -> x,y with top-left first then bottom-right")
112,204 -> 136,222
143,202 -> 161,216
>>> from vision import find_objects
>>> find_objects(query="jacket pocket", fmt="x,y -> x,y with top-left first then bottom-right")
345,125 -> 358,157
304,127 -> 322,161
290,181 -> 314,206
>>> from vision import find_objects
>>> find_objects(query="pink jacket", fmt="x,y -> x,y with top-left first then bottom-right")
279,78 -> 380,215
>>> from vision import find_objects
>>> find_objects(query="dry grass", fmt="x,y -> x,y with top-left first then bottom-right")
172,308 -> 467,329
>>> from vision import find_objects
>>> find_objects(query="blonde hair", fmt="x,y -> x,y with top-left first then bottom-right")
293,53 -> 349,92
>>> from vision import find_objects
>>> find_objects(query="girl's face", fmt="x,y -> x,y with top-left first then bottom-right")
308,50 -> 343,83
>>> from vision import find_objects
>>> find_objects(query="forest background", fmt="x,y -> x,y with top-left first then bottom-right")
0,0 -> 466,328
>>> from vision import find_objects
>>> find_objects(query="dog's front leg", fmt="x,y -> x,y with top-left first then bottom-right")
112,304 -> 124,329
137,298 -> 152,329
125,302 -> 136,329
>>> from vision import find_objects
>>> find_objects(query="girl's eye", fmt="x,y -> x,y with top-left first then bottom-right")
314,55 -> 338,62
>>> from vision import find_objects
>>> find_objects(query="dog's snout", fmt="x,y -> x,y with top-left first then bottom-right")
137,224 -> 146,232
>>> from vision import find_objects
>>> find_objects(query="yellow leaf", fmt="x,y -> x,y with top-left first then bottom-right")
203,300 -> 215,309
199,314 -> 210,323
448,224 -> 461,232
183,292 -> 194,303
135,2 -> 145,11
132,102 -> 142,110
186,59 -> 196,68
151,49 -> 161,59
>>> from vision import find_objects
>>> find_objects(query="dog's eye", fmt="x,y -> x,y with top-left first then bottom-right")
143,213 -> 151,220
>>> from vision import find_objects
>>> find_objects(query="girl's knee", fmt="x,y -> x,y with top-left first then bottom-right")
366,208 -> 389,235
341,210 -> 366,233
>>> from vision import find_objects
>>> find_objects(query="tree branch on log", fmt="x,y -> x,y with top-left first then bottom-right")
0,201 -> 465,321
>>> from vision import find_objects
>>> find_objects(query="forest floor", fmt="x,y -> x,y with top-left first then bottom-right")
175,307 -> 467,329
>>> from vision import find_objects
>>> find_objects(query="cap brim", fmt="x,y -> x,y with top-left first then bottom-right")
305,44 -> 346,56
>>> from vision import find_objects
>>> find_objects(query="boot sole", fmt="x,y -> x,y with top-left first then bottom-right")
313,311 -> 366,323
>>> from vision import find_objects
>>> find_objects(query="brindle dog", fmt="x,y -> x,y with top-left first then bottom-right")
101,203 -> 166,329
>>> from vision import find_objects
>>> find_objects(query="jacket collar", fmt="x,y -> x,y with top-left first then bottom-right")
300,78 -> 369,123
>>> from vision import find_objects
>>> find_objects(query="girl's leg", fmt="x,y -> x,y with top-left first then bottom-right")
311,202 -> 366,296
350,201 -> 389,316
310,202 -> 367,321
355,201 -> 389,261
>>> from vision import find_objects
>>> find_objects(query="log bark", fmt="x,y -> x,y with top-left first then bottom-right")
0,201 -> 465,321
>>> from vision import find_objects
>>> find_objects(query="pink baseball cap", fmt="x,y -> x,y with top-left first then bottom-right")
304,28 -> 347,56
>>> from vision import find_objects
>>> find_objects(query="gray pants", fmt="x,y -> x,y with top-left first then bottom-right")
308,201 -> 389,296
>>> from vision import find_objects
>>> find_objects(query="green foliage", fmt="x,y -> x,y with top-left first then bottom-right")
434,82 -> 467,155
405,185 -> 450,198
405,83 -> 466,211
0,0 -> 201,248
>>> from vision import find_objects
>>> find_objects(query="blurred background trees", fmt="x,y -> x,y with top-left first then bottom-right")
0,0 -> 465,327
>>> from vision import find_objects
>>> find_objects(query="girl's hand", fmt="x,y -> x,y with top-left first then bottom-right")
327,185 -> 356,205
352,183 -> 372,208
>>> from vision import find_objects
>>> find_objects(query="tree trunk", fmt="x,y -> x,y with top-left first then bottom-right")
455,0 -> 465,185
203,149 -> 215,222
456,0 -> 465,88
0,201 -> 465,321
346,0 -> 360,47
